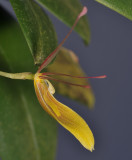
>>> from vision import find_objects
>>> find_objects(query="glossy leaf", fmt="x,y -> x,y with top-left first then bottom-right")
96,0 -> 132,20
0,8 -> 57,160
47,47 -> 95,108
36,0 -> 90,44
9,0 -> 57,65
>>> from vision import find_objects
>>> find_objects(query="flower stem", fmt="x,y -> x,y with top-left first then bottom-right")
0,71 -> 34,80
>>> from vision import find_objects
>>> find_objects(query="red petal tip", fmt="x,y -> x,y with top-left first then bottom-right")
98,75 -> 107,79
78,6 -> 88,18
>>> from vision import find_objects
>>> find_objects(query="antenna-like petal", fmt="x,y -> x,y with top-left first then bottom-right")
37,6 -> 88,73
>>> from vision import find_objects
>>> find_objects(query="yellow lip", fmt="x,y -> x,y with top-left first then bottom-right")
34,73 -> 95,151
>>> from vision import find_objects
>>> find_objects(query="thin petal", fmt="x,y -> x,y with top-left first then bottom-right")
34,74 -> 94,151
37,7 -> 88,73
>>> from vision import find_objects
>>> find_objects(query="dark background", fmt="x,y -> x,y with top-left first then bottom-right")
1,0 -> 132,160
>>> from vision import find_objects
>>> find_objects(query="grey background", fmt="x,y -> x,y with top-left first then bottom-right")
1,0 -> 132,160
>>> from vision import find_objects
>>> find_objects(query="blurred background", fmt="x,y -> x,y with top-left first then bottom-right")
1,0 -> 132,160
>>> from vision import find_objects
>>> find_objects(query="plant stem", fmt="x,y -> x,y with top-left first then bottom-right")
0,71 -> 34,80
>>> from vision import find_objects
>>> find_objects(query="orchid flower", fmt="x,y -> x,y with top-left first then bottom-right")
0,5 -> 107,152
34,6 -> 106,151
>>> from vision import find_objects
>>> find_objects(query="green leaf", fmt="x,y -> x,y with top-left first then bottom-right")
0,7 -> 57,160
9,0 -> 57,65
36,0 -> 90,44
96,0 -> 132,20
47,47 -> 95,108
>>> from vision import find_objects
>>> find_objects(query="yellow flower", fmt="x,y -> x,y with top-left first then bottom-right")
34,73 -> 94,151
32,6 -> 106,151
0,6 -> 106,152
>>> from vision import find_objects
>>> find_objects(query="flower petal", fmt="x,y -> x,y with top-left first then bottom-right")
34,73 -> 94,151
